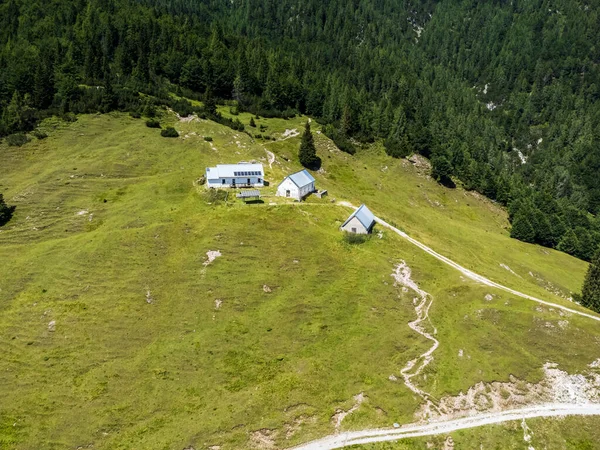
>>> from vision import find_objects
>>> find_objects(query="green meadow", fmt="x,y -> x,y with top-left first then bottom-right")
1,111 -> 599,449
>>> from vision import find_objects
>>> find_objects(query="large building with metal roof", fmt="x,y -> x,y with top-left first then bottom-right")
276,169 -> 316,201
205,163 -> 265,188
340,204 -> 375,234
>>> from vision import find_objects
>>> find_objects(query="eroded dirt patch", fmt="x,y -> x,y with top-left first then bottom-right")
331,393 -> 365,431
418,362 -> 600,421
391,262 -> 440,414
204,250 -> 222,266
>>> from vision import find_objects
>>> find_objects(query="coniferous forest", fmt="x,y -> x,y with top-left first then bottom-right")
2,0 -> 600,260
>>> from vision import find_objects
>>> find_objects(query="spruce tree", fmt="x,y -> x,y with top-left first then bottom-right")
581,249 -> 600,313
510,213 -> 536,243
101,72 -> 116,113
557,228 -> 581,255
298,121 -> 320,170
431,153 -> 454,188
204,89 -> 217,116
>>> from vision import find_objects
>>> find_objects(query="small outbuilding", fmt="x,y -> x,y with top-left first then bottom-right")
276,169 -> 316,201
206,163 -> 265,188
341,204 -> 375,234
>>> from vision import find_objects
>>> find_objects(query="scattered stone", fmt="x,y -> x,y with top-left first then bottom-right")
458,349 -> 464,358
214,299 -> 222,309
484,294 -> 493,301
388,374 -> 398,382
250,428 -> 277,449
331,393 -> 365,431
48,320 -> 56,332
444,436 -> 454,450
204,250 -> 222,266
146,290 -> 153,304
263,285 -> 272,293
393,423 -> 400,428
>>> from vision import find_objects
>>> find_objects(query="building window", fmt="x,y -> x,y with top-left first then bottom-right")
222,179 -> 225,184
351,227 -> 357,233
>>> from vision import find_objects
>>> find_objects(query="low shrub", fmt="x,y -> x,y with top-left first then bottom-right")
324,126 -> 356,155
161,127 -> 179,138
32,130 -> 48,140
204,136 -> 213,142
203,188 -> 228,204
146,119 -> 161,128
343,232 -> 370,245
6,133 -> 30,147
0,194 -> 16,226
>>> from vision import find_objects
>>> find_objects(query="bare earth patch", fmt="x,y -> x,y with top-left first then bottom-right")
331,393 -> 365,431
281,129 -> 299,139
204,250 -> 222,267
250,429 -> 278,449
391,261 -> 440,415
418,362 -> 600,421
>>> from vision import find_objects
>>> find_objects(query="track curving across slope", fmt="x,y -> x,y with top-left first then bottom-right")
289,404 -> 600,450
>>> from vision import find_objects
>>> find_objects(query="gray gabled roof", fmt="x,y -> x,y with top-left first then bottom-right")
279,169 -> 315,188
285,169 -> 315,188
342,204 -> 375,230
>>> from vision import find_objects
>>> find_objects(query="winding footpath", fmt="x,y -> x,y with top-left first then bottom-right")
290,404 -> 600,450
392,262 -> 440,413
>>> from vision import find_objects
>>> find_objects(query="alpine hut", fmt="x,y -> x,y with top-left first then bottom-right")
340,204 -> 375,234
205,163 -> 265,188
276,169 -> 316,201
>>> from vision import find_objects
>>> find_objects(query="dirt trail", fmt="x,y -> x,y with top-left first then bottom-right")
265,149 -> 276,169
288,404 -> 600,450
331,202 -> 599,322
374,215 -> 600,322
391,262 -> 440,413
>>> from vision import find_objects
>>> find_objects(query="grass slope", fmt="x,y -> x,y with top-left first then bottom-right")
0,111 -> 598,449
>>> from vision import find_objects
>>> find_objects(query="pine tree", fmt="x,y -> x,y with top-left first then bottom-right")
557,228 -> 581,255
249,117 -> 256,127
510,213 -> 536,243
580,249 -> 600,313
204,89 -> 217,116
33,52 -> 55,109
181,57 -> 204,92
431,153 -> 454,187
298,121 -> 320,170
101,72 -> 116,113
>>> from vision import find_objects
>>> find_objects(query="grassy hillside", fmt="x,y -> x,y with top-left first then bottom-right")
1,111 -> 599,449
